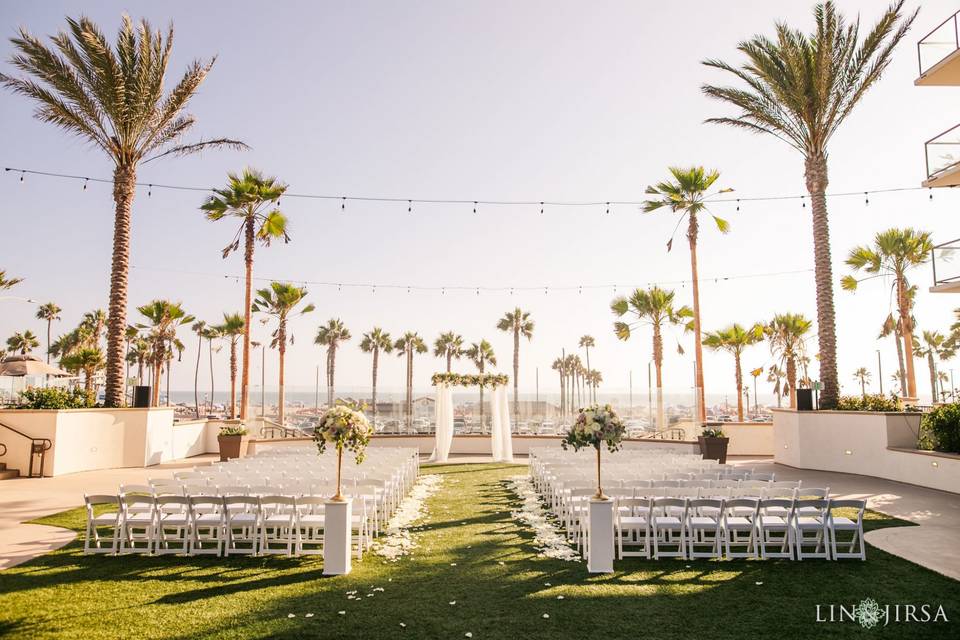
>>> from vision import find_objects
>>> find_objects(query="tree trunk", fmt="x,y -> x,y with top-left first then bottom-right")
513,327 -> 520,422
653,325 -> 665,430
229,339 -> 238,419
734,353 -> 744,422
446,351 -> 452,373
479,361 -> 485,432
194,334 -> 202,419
894,331 -> 906,398
85,369 -> 94,395
152,360 -> 162,406
804,155 -> 839,409
372,348 -> 379,425
278,323 -> 286,426
860,377 -> 866,398
897,276 -> 918,399
786,356 -> 797,409
686,214 -> 707,424
104,164 -> 137,407
329,347 -> 336,407
558,371 -> 564,418
927,353 -> 938,404
584,345 -> 592,403
165,358 -> 172,407
208,338 -> 215,415
240,217 -> 255,420
405,348 -> 412,433
46,320 -> 52,364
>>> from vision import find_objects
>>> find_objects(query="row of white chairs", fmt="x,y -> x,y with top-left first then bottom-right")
606,496 -> 866,561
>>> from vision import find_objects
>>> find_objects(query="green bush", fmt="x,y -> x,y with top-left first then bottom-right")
18,387 -> 96,409
920,403 -> 960,454
835,394 -> 903,412
219,424 -> 248,436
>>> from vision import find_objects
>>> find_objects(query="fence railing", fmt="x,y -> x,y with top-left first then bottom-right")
931,237 -> 960,289
918,10 -> 960,78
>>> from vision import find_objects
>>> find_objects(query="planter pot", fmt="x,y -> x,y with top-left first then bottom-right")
698,436 -> 729,464
217,434 -> 249,462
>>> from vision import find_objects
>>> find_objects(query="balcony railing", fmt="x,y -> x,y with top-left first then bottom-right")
918,10 -> 960,79
931,237 -> 960,291
924,123 -> 960,186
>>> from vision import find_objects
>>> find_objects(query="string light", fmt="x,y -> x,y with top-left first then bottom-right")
930,188 -> 934,201
801,195 -> 805,208
865,191 -> 870,205
19,170 -> 24,183
540,201 -> 544,215
341,197 -> 346,211
473,201 -> 478,214
605,202 -> 610,214
147,183 -> 153,197
82,178 -> 88,191
407,199 -> 412,213
736,199 -> 740,211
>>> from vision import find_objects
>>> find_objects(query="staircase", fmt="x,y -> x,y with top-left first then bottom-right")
0,444 -> 18,480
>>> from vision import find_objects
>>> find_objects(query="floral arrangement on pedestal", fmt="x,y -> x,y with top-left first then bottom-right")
561,404 -> 625,499
430,372 -> 509,388
313,402 -> 373,501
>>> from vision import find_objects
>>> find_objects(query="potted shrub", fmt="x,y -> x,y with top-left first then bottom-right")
217,424 -> 249,461
698,427 -> 729,464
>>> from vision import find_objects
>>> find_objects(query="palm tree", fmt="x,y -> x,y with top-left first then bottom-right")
938,370 -> 952,402
702,323 -> 765,421
551,357 -> 566,418
2,17 -> 245,407
465,340 -> 497,431
6,331 -> 39,355
767,365 -> 786,408
0,270 -> 23,291
842,228 -> 933,400
586,369 -> 603,398
202,169 -> 288,420
124,324 -> 139,403
35,303 -> 62,364
80,310 -> 107,349
496,308 -> 534,421
879,314 -> 907,398
252,283 -> 314,426
163,338 -> 184,407
749,367 -> 763,414
433,331 -> 464,373
360,328 -> 393,426
136,301 -> 194,406
190,320 -> 208,418
853,367 -> 872,399
579,335 -> 596,402
126,337 -> 149,387
202,325 -> 223,415
394,332 -> 428,432
642,167 -> 730,424
315,318 -> 351,407
62,347 -> 104,395
217,313 -> 246,419
612,287 -> 694,429
701,1 -> 917,409
765,313 -> 813,409
917,331 -> 954,403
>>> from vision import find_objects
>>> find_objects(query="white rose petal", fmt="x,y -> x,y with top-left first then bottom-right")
338,611 -> 346,615
557,596 -> 564,600
287,614 -> 295,618
542,614 -> 550,619
465,634 -> 473,638
305,613 -> 314,618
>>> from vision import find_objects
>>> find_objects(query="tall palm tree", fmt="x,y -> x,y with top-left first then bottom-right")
315,318 -> 351,407
938,370 -> 951,402
124,324 -> 139,403
0,270 -> 23,291
126,336 -> 149,387
579,335 -> 596,402
749,367 -> 763,414
701,1 -> 917,409
612,287 -> 694,430
190,320 -> 207,418
765,313 -> 813,409
465,340 -> 497,431
252,282 -> 314,426
917,331 -> 954,403
551,357 -> 566,418
80,310 -> 107,349
360,328 -> 393,427
702,323 -> 765,421
62,347 -> 104,395
586,369 -> 603,398
853,367 -> 872,399
879,313 -> 907,398
202,325 -> 223,416
1,16 -> 245,407
202,169 -> 288,420
842,228 -> 933,400
497,308 -> 534,422
394,332 -> 428,432
136,300 -> 194,406
6,331 -> 39,355
163,338 -> 184,407
642,167 -> 730,423
433,331 -> 464,373
767,365 -> 786,408
217,313 -> 246,419
35,302 -> 62,364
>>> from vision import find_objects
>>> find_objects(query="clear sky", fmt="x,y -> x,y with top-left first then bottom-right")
2,0 -> 959,401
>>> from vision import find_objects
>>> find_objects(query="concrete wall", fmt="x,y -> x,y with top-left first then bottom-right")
721,422 -> 774,456
773,408 -> 959,494
0,408 -> 220,476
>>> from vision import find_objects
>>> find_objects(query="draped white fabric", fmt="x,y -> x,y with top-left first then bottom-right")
429,383 -> 454,462
490,386 -> 514,462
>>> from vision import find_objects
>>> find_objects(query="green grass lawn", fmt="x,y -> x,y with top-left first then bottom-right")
1,463 -> 957,639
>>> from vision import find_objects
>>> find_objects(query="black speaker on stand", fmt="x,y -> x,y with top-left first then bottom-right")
796,388 -> 814,411
133,385 -> 151,408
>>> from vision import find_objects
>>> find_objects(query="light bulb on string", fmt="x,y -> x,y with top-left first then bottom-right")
605,202 -> 610,215
20,171 -> 24,183
539,201 -> 544,215
337,284 -> 342,292
864,191 -> 869,205
801,196 -> 806,208
475,287 -> 479,296
82,178 -> 88,191
341,197 -> 346,211
147,184 -> 153,198
473,201 -> 477,214
407,200 -> 412,213
736,199 -> 740,212
578,285 -> 582,295
929,188 -> 934,201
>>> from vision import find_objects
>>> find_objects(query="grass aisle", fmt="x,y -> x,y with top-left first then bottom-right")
0,463 -> 958,639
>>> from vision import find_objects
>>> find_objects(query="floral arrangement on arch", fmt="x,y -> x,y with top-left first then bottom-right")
430,372 -> 509,388
314,401 -> 373,463
562,404 -> 626,453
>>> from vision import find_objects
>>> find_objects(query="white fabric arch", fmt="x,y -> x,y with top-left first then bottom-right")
490,386 -> 514,462
429,383 -> 454,462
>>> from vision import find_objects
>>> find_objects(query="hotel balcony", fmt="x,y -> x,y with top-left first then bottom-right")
915,10 -> 960,86
923,123 -> 960,187
930,237 -> 960,293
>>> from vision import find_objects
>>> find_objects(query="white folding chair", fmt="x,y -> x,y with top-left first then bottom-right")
154,495 -> 191,555
260,495 -> 298,556
651,497 -> 687,559
83,494 -> 121,555
827,499 -> 866,561
616,497 -> 651,558
686,498 -> 724,559
721,498 -> 759,559
119,488 -> 156,554
223,495 -> 260,556
296,496 -> 325,556
757,498 -> 795,559
793,499 -> 830,560
189,495 -> 225,556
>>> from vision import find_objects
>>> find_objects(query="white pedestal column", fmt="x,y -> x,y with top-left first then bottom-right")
323,499 -> 353,575
587,498 -> 614,574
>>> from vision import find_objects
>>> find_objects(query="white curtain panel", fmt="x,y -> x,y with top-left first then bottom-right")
429,383 -> 454,462
490,386 -> 503,462
498,386 -> 513,462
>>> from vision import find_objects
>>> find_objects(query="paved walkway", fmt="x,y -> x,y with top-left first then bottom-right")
0,454 -> 957,580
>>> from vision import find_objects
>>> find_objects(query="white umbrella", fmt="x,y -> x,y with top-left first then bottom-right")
0,355 -> 72,377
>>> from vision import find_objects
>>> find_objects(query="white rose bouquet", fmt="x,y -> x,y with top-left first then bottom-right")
314,402 -> 373,501
561,404 -> 625,499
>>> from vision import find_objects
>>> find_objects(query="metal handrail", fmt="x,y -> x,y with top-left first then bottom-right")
638,427 -> 687,441
0,420 -> 52,477
917,10 -> 960,77
931,237 -> 960,288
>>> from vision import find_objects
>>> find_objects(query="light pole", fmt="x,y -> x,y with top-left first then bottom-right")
876,350 -> 883,395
